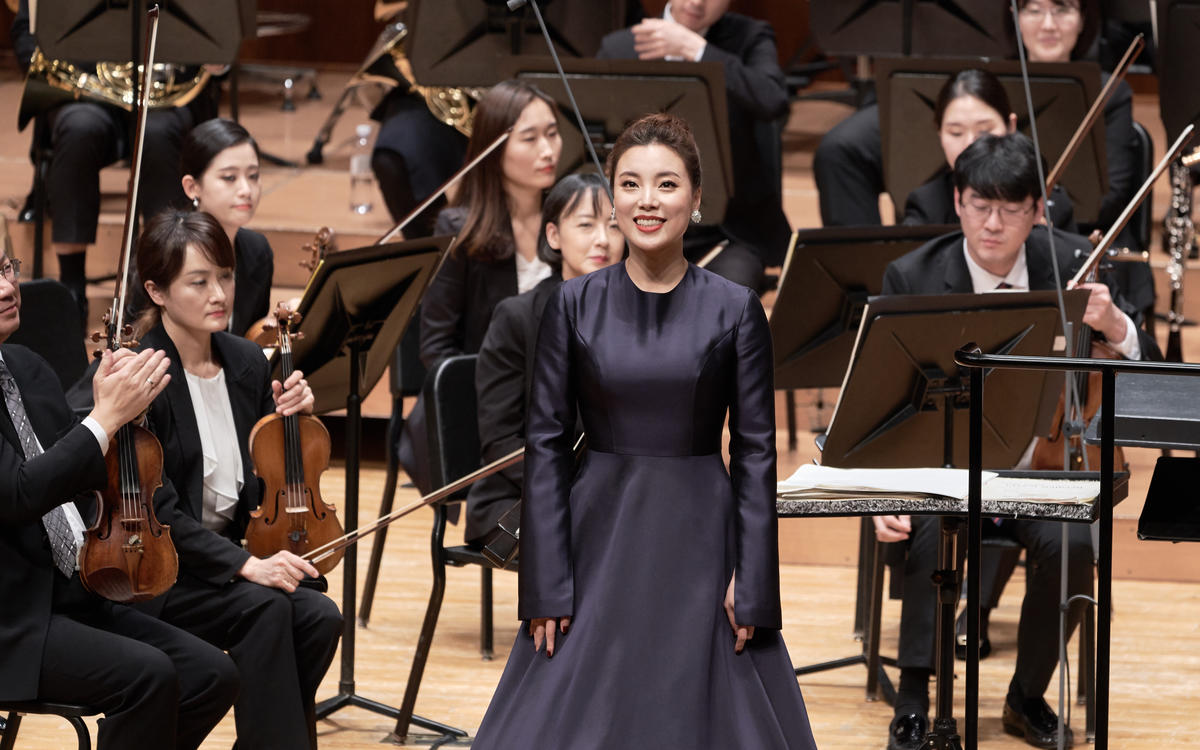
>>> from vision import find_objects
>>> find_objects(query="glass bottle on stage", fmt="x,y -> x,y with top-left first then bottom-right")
349,123 -> 375,215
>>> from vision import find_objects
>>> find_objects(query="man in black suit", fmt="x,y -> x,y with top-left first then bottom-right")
597,0 -> 791,291
876,133 -> 1154,750
0,255 -> 237,749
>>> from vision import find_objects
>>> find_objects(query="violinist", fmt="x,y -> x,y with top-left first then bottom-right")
597,0 -> 791,292
133,211 -> 342,750
0,250 -> 238,749
400,79 -> 562,493
873,132 -> 1156,750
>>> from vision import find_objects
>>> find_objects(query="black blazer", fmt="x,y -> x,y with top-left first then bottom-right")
882,226 -> 1160,360
0,344 -> 108,700
902,168 -> 1078,233
231,228 -> 274,338
464,274 -> 560,544
421,206 -> 519,368
598,12 -> 792,265
139,323 -> 274,592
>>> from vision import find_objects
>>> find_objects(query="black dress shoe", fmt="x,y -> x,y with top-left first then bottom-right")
954,607 -> 992,660
1002,696 -> 1074,748
887,712 -> 928,750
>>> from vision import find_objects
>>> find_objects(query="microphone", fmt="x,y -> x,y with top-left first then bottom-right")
509,0 -> 613,202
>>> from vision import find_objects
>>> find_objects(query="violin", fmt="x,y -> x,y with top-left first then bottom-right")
79,6 -> 178,604
244,303 -> 344,575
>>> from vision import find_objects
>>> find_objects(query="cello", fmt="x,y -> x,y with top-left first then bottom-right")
78,5 -> 179,603
244,303 -> 344,575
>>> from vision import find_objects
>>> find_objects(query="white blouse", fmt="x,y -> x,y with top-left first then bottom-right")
516,251 -> 552,294
184,368 -> 245,533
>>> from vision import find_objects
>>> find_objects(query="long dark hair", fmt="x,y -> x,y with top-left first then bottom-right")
449,80 -> 557,263
180,118 -> 260,180
134,210 -> 235,336
536,173 -> 611,270
934,69 -> 1012,128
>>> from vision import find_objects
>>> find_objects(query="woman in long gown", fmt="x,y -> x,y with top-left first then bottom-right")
472,114 -> 818,749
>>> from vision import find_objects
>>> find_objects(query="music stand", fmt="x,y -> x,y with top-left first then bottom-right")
287,236 -> 466,742
821,290 -> 1085,749
405,0 -> 634,87
809,1 -> 1010,58
1157,1 -> 1200,141
503,56 -> 733,226
771,225 -> 957,390
875,57 -> 1107,224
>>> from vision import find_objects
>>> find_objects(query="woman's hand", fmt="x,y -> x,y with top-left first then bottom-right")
724,572 -> 755,654
529,616 -> 571,657
272,369 -> 314,416
238,551 -> 319,592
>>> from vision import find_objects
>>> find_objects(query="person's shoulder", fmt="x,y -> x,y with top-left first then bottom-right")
0,343 -> 54,380
213,330 -> 268,374
235,227 -> 272,265
709,11 -> 772,40
891,231 -> 964,273
691,263 -> 760,309
597,27 -> 635,57
435,205 -> 468,234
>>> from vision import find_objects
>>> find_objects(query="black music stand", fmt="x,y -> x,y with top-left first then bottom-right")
1157,1 -> 1200,141
405,0 -> 635,88
875,58 -> 1106,224
503,56 -> 733,227
771,225 -> 956,391
286,237 -> 464,742
809,1 -> 1010,58
820,290 -> 1085,750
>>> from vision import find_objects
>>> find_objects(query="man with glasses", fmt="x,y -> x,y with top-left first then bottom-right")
873,133 -> 1155,750
0,252 -> 238,749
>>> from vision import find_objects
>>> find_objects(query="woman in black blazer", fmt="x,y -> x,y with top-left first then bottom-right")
402,80 -> 563,492
134,210 -> 342,750
465,172 -> 623,546
179,118 -> 275,337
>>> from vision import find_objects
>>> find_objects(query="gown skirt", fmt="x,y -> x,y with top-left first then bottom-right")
472,264 -> 818,749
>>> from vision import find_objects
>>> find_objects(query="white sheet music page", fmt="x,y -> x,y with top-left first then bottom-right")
777,464 -> 998,501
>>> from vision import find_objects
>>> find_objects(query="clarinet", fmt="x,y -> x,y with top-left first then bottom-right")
1165,156 -> 1196,362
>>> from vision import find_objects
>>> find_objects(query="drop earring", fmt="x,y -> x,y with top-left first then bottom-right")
610,206 -> 616,221
191,196 -> 199,210
690,209 -> 702,223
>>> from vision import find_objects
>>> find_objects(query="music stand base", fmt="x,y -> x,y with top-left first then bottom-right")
793,655 -> 897,704
920,718 -> 963,750
316,691 -> 468,743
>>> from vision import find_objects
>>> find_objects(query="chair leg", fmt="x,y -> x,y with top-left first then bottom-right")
0,712 -> 21,750
1080,604 -> 1096,742
67,715 -> 90,750
481,567 -> 494,660
865,538 -> 891,703
359,402 -> 403,626
391,510 -> 450,744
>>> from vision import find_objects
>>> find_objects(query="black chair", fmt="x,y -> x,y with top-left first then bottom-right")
8,278 -> 88,390
0,701 -> 95,750
392,354 -> 518,740
1129,120 -> 1153,255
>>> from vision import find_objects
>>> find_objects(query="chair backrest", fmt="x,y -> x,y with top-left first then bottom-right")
389,313 -> 427,398
422,354 -> 480,501
1128,120 -> 1153,253
8,278 -> 87,390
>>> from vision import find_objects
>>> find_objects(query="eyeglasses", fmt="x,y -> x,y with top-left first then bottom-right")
0,258 -> 21,283
959,199 -> 1036,225
1019,4 -> 1081,21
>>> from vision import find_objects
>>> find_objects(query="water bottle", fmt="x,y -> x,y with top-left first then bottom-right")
349,123 -> 375,215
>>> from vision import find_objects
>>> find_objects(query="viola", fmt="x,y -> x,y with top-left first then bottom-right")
244,303 -> 344,575
79,6 -> 178,603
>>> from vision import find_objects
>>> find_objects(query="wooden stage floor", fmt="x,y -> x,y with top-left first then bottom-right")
2,61 -> 1200,747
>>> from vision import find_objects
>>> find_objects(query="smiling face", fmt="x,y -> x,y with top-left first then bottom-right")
0,256 -> 20,344
183,141 -> 260,238
613,144 -> 700,258
546,191 -> 622,281
1018,0 -> 1082,63
939,95 -> 1014,170
144,244 -> 235,338
502,98 -> 562,195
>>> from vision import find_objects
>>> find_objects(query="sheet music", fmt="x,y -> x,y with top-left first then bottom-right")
777,464 -> 998,501
981,476 -> 1098,505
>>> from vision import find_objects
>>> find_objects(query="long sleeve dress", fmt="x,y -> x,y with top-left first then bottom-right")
472,263 -> 817,749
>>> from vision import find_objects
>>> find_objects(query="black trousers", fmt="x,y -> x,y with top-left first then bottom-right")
371,91 -> 468,238
155,575 -> 343,750
39,575 -> 238,750
813,103 -> 884,228
896,516 -> 1093,700
45,102 -> 197,245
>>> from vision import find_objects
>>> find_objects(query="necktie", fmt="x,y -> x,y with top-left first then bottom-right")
0,360 -> 78,577
995,282 -> 1013,290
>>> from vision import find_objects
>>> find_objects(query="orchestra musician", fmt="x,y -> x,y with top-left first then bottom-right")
132,211 -> 342,750
470,113 -> 816,750
902,68 -> 1076,231
399,79 -> 563,494
874,132 -> 1157,750
0,249 -> 238,749
598,0 -> 792,292
10,0 -> 219,326
464,172 -> 623,548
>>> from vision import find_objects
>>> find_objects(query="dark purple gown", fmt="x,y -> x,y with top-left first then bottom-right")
473,263 -> 817,749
